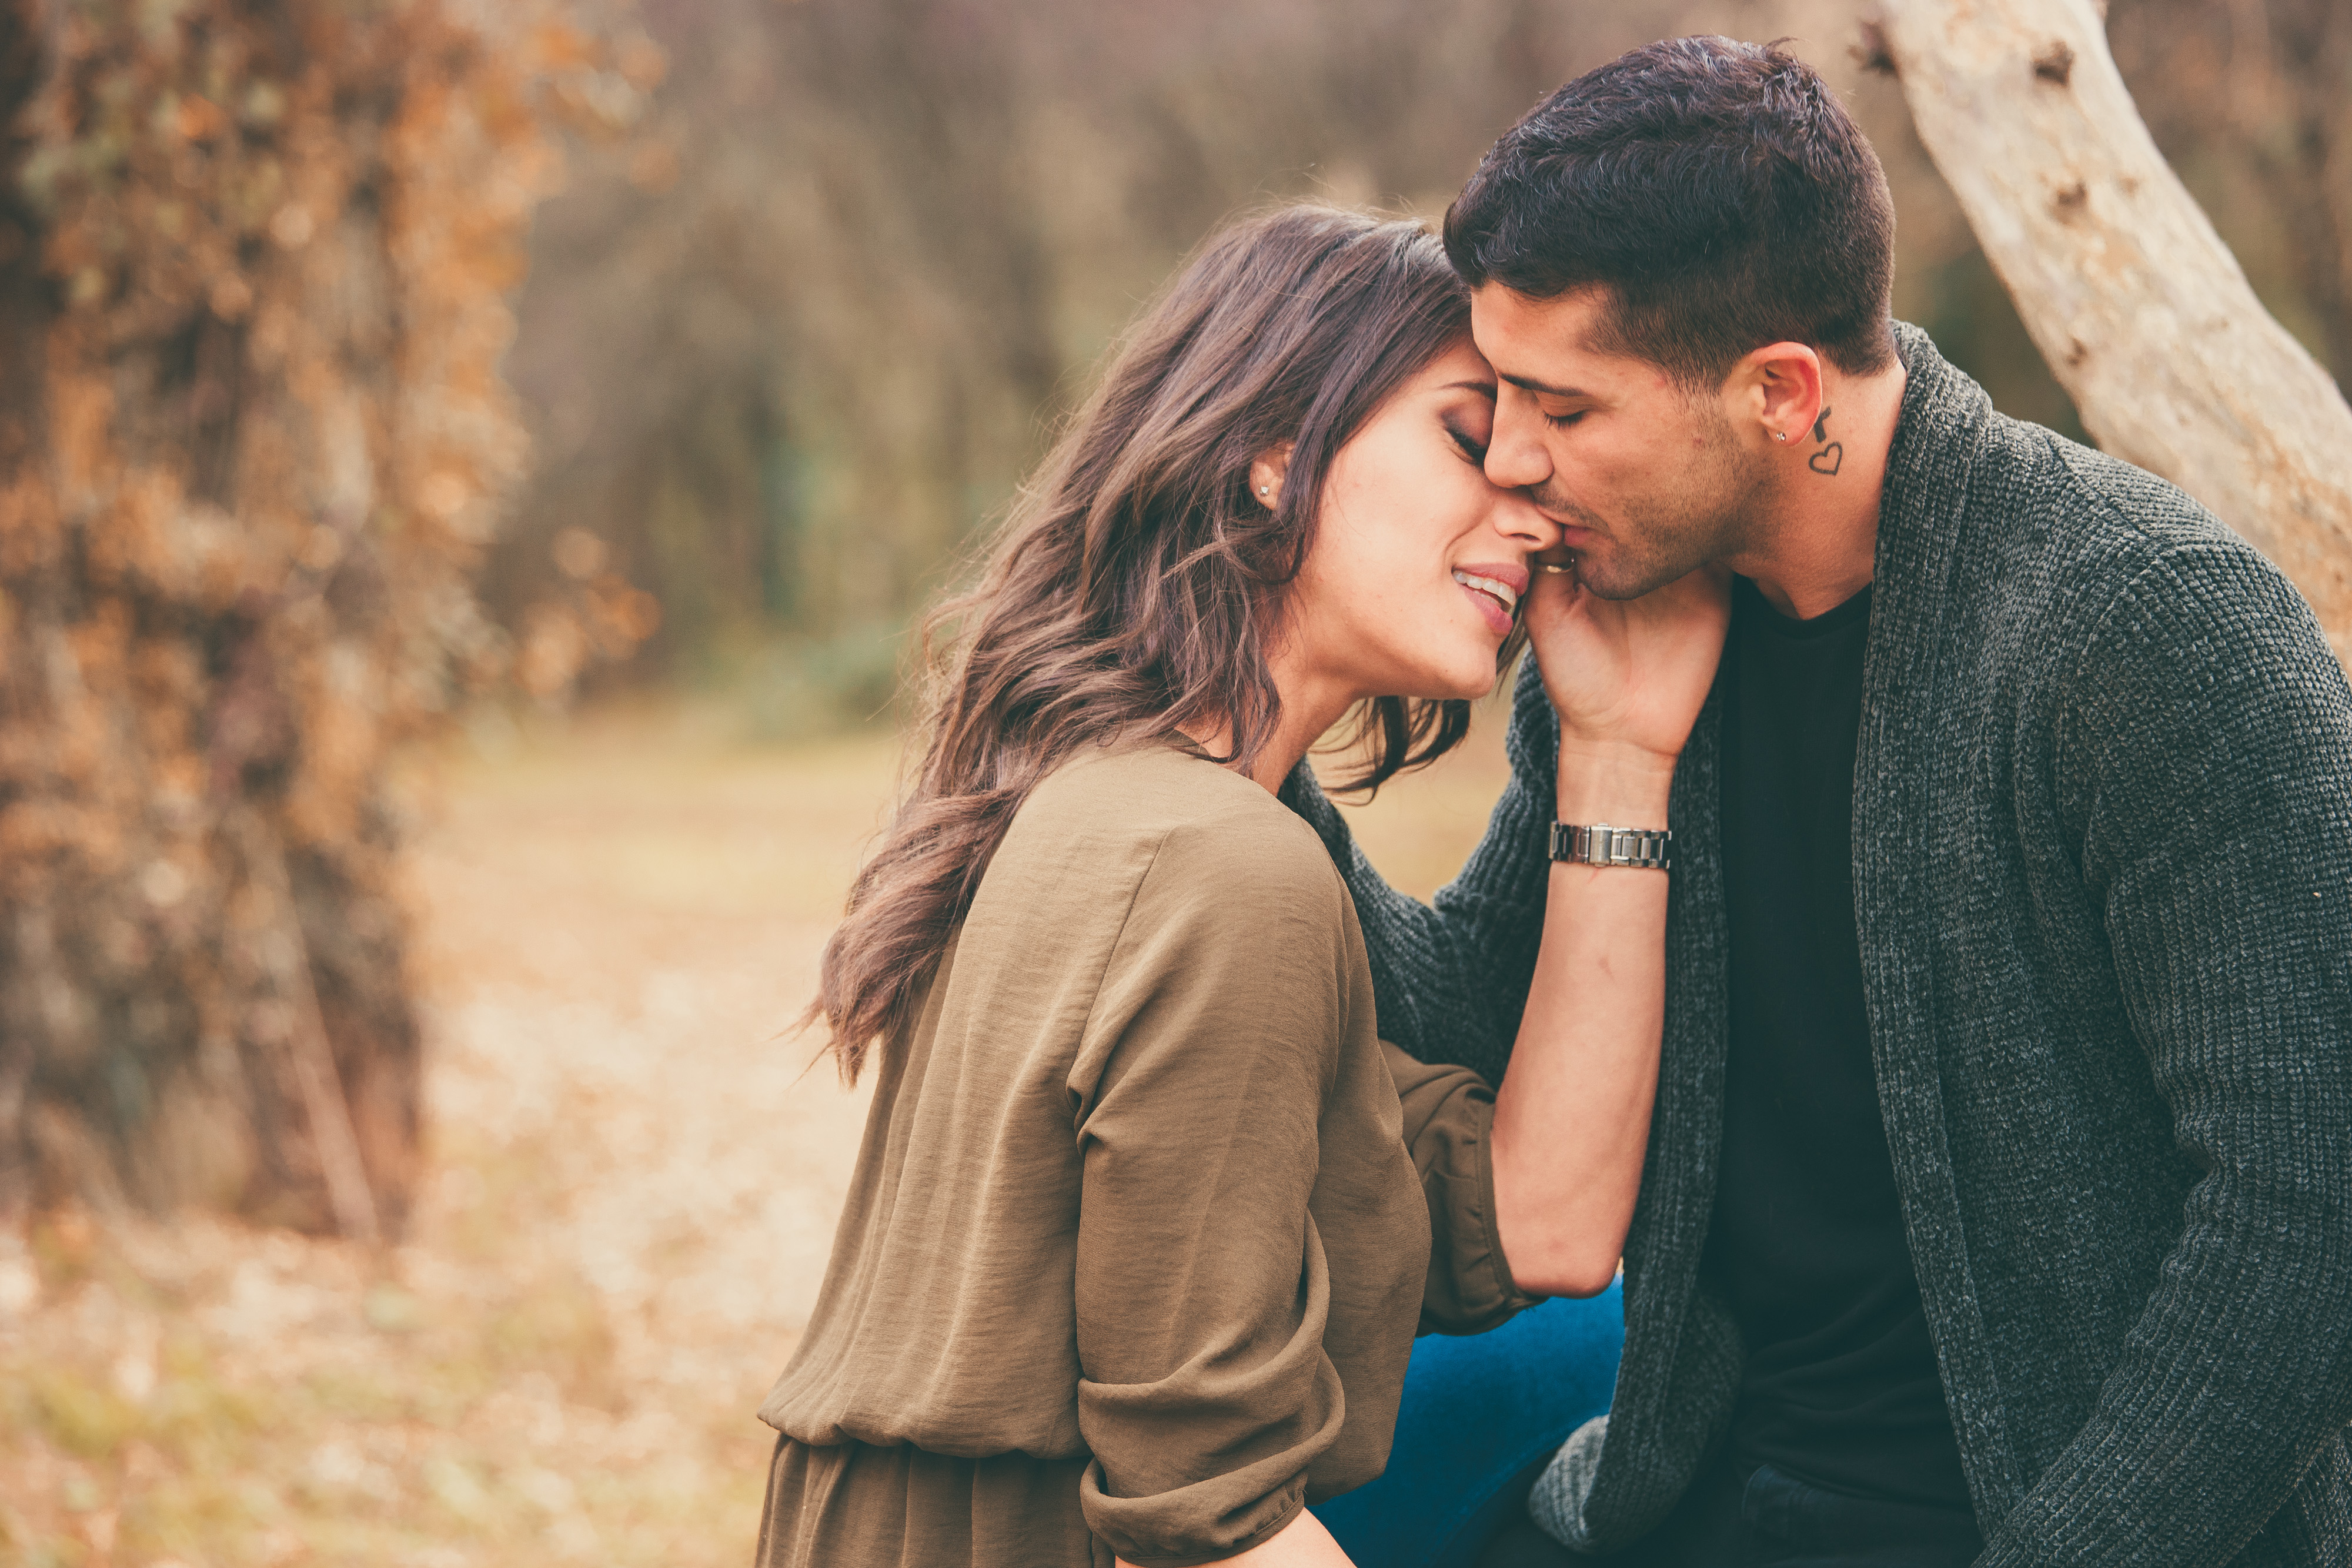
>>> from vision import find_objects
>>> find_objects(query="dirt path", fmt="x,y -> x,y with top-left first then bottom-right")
0,708 -> 1508,1567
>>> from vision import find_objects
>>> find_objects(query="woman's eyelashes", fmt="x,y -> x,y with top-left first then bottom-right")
1444,422 -> 1489,463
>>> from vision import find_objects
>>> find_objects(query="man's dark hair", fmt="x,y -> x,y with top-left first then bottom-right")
1445,36 -> 1897,386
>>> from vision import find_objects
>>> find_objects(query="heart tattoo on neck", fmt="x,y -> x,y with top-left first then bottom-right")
1808,405 -> 1842,475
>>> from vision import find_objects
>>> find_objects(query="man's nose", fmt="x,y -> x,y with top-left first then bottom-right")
1484,393 -> 1553,492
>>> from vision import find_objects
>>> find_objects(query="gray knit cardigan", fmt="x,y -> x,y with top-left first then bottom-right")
1282,324 -> 2352,1564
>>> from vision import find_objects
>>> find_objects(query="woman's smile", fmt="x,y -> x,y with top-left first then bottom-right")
1452,563 -> 1527,637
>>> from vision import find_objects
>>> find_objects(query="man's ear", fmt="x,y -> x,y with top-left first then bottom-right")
1248,443 -> 1295,509
1735,342 -> 1826,449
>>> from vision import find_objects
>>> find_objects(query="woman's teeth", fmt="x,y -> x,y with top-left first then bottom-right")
1452,570 -> 1518,613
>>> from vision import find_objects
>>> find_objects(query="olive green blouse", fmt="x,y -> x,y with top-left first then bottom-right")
758,745 -> 1535,1566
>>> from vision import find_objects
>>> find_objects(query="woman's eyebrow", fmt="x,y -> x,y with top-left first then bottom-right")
1441,379 -> 1498,399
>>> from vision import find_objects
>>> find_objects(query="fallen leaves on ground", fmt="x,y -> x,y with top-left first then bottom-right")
0,701 -> 1506,1566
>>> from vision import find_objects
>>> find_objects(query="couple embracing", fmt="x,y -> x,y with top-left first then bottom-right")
756,38 -> 2352,1568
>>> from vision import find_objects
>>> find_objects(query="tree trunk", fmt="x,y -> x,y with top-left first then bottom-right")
0,1 -> 559,1235
1868,0 -> 2352,657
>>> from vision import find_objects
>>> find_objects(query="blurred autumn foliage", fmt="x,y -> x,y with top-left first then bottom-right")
0,0 -> 654,1235
1,0 -> 2344,1235
486,0 -> 2350,727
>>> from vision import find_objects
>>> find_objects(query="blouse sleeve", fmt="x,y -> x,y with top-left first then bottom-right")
1383,1041 -> 1543,1335
1069,817 -> 1352,1567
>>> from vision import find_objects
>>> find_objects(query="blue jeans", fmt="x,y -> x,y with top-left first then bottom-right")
1313,1286 -> 1626,1568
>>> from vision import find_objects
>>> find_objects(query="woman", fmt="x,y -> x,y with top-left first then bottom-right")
758,205 -> 1726,1568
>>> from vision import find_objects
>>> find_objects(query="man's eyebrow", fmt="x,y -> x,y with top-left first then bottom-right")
1440,379 -> 1498,399
1501,373 -> 1591,399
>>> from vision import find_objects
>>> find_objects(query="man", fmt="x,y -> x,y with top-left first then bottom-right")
1287,35 -> 2352,1567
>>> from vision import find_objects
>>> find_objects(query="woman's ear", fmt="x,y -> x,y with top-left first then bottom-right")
1248,443 -> 1295,510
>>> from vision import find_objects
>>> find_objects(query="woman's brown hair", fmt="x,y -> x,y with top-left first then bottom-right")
813,204 -> 1515,1079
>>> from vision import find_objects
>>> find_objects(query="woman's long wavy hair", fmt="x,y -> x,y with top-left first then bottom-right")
813,205 -> 1519,1079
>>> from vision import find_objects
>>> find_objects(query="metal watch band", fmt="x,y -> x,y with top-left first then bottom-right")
1549,821 -> 1672,871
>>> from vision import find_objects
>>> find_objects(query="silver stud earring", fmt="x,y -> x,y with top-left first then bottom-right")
1775,430 -> 1788,442
1258,485 -> 1271,497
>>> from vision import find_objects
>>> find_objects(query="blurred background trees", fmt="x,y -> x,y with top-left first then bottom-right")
3,0 -> 2346,1232
1875,0 -> 2352,650
0,0 -> 628,1234
489,0 -> 2352,724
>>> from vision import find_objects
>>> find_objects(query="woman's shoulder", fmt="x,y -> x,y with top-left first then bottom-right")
1002,744 -> 1344,908
955,745 -> 1356,1036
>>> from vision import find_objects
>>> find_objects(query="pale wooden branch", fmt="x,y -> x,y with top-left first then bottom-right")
233,807 -> 382,1247
1869,0 -> 2352,657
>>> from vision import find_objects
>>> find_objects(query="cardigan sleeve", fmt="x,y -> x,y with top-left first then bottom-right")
1384,1042 -> 1544,1334
1979,541 -> 2352,1566
1069,815 -> 1352,1567
1279,654 -> 1559,1086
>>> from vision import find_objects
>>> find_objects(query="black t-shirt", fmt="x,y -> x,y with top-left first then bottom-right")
1704,574 -> 1973,1511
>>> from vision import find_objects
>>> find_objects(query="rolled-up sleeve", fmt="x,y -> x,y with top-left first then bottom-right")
1070,817 -> 1355,1566
1384,1042 -> 1542,1335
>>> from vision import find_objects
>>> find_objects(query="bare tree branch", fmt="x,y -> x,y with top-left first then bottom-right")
1871,0 -> 2352,656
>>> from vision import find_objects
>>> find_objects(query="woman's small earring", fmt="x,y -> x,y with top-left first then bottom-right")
1258,485 -> 1271,497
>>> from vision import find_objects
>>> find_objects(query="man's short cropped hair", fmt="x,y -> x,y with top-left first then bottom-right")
1444,36 -> 1897,386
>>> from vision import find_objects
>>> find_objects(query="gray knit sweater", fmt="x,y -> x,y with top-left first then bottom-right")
1282,324 -> 2352,1564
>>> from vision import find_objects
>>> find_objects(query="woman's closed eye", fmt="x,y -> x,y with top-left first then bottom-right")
1445,423 -> 1489,463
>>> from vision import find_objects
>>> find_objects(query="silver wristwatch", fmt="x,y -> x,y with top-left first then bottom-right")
1549,821 -> 1672,870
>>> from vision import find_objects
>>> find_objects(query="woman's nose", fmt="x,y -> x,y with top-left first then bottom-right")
1491,490 -> 1562,551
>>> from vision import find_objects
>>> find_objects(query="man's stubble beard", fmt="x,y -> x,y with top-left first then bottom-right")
1541,408 -> 1763,601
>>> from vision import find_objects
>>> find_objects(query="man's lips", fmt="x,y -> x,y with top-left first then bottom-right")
1527,491 -> 1606,546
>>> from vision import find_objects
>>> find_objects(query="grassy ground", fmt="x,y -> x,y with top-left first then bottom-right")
0,701 -> 1512,1567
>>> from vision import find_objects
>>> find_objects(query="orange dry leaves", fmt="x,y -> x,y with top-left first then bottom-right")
0,1 -> 623,1227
